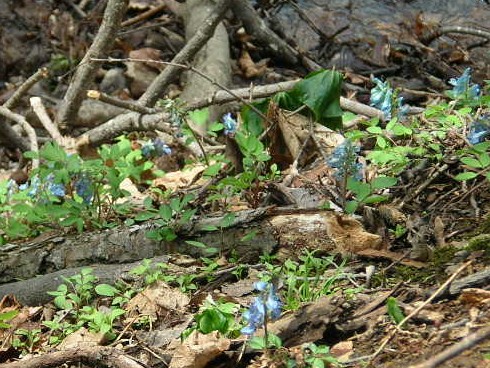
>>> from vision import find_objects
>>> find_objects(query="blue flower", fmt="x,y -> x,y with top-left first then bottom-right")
74,174 -> 93,204
222,113 -> 237,136
153,138 -> 172,156
327,139 -> 363,182
141,138 -> 171,158
19,174 -> 65,199
467,115 -> 490,145
241,282 -> 282,336
370,77 -> 393,120
448,68 -> 481,100
46,174 -> 65,198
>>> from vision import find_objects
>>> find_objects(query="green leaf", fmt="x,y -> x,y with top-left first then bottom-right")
461,157 -> 483,169
478,153 -> 490,167
203,163 -> 222,177
363,194 -> 389,204
371,176 -> 397,190
347,179 -> 371,201
40,141 -> 67,163
367,126 -> 383,134
188,108 -> 209,126
240,99 -> 269,136
455,172 -> 478,181
95,284 -> 118,297
0,310 -> 19,322
185,240 -> 207,248
196,309 -> 228,334
387,297 -> 405,325
376,135 -> 388,149
288,69 -> 343,129
344,200 -> 358,214
249,336 -> 267,350
135,211 -> 156,221
159,204 -> 173,221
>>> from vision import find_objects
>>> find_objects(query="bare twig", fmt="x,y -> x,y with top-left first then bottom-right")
86,90 -> 157,114
0,107 -> 39,168
57,0 -> 128,126
365,261 -> 472,367
138,0 -> 231,107
423,25 -> 490,44
29,97 -> 63,144
121,3 -> 167,27
62,0 -> 87,18
4,67 -> 49,110
408,324 -> 490,368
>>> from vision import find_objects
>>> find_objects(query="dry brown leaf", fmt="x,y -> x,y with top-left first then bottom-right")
238,49 -> 268,78
459,288 -> 490,306
153,164 -> 207,191
58,327 -> 106,349
168,330 -> 230,368
126,281 -> 190,322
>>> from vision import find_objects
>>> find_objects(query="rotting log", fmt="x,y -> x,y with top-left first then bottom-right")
0,208 -> 382,304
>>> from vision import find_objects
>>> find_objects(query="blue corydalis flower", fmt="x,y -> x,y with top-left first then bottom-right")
370,77 -> 393,120
448,68 -> 481,100
370,78 -> 411,120
141,138 -> 172,158
327,139 -> 363,182
74,173 -> 93,204
467,115 -> 490,145
222,113 -> 237,137
20,174 -> 65,198
241,281 -> 282,336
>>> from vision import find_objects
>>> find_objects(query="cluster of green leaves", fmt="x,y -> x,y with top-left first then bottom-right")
0,136 -> 159,244
132,194 -> 196,242
261,251 -> 352,311
184,295 -> 241,338
130,258 -> 199,293
45,268 -> 131,343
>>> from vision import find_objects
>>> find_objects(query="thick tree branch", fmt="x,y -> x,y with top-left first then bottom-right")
57,0 -> 129,126
138,0 -> 231,107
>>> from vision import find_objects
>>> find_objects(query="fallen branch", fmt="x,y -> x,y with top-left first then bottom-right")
57,0 -> 129,126
1,346 -> 144,368
138,0 -> 231,107
0,68 -> 49,152
4,68 -> 49,110
0,106 -> 39,168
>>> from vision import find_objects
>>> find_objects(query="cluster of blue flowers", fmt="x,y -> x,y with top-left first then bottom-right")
222,113 -> 237,137
467,115 -> 490,145
141,138 -> 172,158
327,139 -> 363,182
12,171 -> 94,205
19,174 -> 65,199
448,68 -> 481,100
370,77 -> 409,120
241,281 -> 282,336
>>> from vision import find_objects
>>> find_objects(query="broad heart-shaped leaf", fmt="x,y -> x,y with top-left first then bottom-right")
286,69 -> 343,129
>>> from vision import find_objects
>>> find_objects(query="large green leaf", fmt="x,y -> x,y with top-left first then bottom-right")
286,69 -> 343,129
